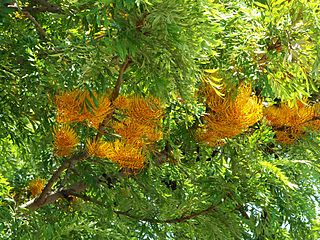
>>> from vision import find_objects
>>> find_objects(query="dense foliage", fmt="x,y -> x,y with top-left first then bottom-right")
1,0 -> 320,239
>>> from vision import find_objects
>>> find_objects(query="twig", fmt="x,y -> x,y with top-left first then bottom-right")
136,12 -> 149,33
70,191 -> 250,224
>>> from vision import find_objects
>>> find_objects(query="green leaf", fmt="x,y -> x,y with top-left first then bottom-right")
254,2 -> 268,9
260,161 -> 298,190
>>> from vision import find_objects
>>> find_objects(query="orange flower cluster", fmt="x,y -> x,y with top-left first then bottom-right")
264,101 -> 320,144
113,119 -> 163,147
86,95 -> 164,171
53,125 -> 79,157
198,84 -> 263,146
53,88 -> 164,171
86,139 -> 114,159
113,95 -> 163,146
55,90 -> 113,129
86,139 -> 146,171
28,178 -> 46,197
119,96 -> 163,124
108,140 -> 145,170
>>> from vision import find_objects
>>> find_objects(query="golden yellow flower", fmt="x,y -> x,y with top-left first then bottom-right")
113,119 -> 162,146
86,95 -> 113,129
314,103 -> 320,115
28,179 -> 46,197
108,140 -> 145,170
86,139 -> 144,170
307,120 -> 320,131
196,128 -> 226,147
264,101 -> 318,144
264,102 -> 315,128
113,95 -> 129,110
55,90 -> 82,123
53,125 -> 79,157
124,96 -> 164,125
198,83 -> 262,146
112,95 -> 163,149
86,139 -> 113,159
55,90 -> 113,128
275,128 -> 304,144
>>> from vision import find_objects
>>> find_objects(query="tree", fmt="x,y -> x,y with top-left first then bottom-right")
1,0 -> 320,239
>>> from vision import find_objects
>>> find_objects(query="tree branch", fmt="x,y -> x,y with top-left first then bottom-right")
114,205 -> 217,224
30,0 -> 57,8
68,192 -> 104,205
70,188 -> 252,224
26,6 -> 62,13
21,151 -> 88,210
66,192 -> 218,224
22,186 -> 250,223
6,1 -> 62,14
96,56 -> 132,139
23,11 -> 47,40
21,182 -> 86,211
110,56 -> 132,102
236,204 -> 250,219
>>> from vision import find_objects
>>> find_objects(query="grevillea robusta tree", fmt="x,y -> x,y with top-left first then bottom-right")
1,0 -> 320,239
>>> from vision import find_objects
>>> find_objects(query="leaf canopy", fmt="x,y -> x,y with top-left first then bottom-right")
1,0 -> 320,239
